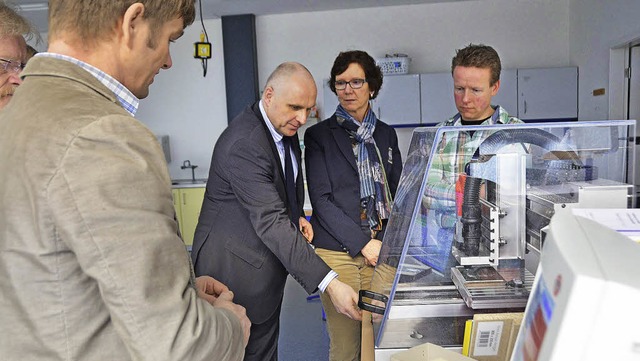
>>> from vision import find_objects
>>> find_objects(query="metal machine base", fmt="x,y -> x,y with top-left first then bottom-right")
451,265 -> 533,309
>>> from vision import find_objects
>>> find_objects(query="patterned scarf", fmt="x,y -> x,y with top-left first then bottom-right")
335,104 -> 393,231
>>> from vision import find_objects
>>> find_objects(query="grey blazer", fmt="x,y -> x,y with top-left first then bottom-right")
192,102 -> 330,324
0,56 -> 244,360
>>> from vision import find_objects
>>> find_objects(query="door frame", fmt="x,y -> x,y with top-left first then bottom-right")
610,36 -> 640,204
609,36 -> 640,120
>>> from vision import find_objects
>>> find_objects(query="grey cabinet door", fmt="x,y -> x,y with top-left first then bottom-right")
420,72 -> 456,125
628,45 -> 640,196
321,80 -> 339,120
518,67 -> 578,120
372,74 -> 421,125
493,68 -> 518,116
629,46 -> 640,123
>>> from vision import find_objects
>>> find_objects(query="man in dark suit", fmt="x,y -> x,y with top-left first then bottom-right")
192,62 -> 361,361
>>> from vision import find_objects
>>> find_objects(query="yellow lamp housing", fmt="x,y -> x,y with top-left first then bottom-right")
194,42 -> 211,59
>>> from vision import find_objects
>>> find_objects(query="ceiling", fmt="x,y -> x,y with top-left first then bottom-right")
13,0 -> 467,34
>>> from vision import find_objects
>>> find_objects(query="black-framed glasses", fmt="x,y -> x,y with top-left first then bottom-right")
0,58 -> 25,74
335,78 -> 367,90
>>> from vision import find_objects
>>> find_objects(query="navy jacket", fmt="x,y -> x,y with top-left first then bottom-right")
304,114 -> 402,257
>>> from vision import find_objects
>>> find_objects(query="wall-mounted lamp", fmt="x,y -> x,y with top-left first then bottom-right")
194,32 -> 211,60
194,32 -> 211,77
195,0 -> 211,77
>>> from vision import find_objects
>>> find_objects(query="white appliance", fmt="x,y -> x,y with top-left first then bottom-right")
510,209 -> 640,361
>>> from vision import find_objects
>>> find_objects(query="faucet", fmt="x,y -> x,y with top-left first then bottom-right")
181,160 -> 198,182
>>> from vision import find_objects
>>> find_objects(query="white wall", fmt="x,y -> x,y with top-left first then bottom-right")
256,0 -> 570,120
25,1 -> 640,178
136,19 -> 227,180
569,0 -> 640,120
138,0 -> 572,178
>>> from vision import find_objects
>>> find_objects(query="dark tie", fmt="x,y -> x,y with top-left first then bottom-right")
282,137 -> 299,225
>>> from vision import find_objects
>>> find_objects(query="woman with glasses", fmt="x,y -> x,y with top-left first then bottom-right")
304,50 -> 402,361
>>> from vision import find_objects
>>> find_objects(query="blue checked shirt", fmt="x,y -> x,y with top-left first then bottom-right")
34,53 -> 140,116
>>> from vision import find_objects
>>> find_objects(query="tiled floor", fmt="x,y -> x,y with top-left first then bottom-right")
278,276 -> 329,361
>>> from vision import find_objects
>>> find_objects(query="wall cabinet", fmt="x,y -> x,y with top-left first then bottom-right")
322,81 -> 339,120
419,67 -> 576,123
420,72 -> 456,124
322,74 -> 421,125
372,74 -> 422,125
517,67 -> 578,120
322,66 -> 577,126
172,186 -> 206,247
491,68 -> 518,117
172,188 -> 182,236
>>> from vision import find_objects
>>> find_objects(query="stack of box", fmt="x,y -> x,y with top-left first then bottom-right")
465,313 -> 524,361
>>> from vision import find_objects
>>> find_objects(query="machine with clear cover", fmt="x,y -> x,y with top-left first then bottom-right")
362,120 -> 635,356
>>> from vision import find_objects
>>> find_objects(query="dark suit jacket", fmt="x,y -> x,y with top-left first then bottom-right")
192,103 -> 330,324
304,115 -> 402,257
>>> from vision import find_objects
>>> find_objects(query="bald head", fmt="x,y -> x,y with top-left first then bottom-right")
262,62 -> 317,137
264,62 -> 315,95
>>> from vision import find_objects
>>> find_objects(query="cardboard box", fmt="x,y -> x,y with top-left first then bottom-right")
391,343 -> 477,361
468,313 -> 524,361
361,311 -> 375,361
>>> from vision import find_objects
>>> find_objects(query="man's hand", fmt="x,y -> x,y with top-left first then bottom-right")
325,278 -> 362,321
195,276 -> 229,304
299,216 -> 313,243
195,276 -> 251,345
360,239 -> 382,266
212,291 -> 252,346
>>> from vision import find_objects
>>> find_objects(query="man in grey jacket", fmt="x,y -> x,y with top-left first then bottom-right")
0,1 -> 249,360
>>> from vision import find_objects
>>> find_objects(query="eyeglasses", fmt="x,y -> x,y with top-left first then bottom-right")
0,58 -> 25,74
334,78 -> 367,90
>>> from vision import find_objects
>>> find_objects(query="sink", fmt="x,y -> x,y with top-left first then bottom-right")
171,179 -> 208,186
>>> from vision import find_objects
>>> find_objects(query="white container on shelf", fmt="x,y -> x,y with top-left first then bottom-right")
376,56 -> 410,75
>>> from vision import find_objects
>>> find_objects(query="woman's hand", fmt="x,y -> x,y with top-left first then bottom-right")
361,239 -> 382,266
299,216 -> 314,243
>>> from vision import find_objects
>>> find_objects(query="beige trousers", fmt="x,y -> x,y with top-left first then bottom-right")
316,248 -> 375,361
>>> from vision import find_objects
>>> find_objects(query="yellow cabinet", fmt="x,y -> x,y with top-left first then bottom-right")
172,186 -> 206,247
172,188 -> 182,233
